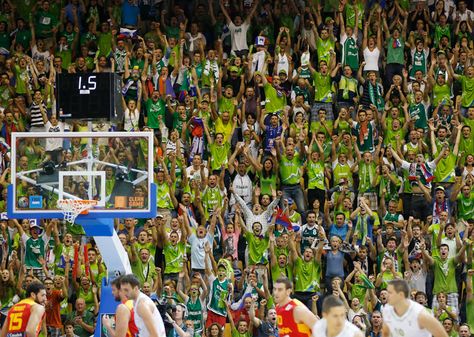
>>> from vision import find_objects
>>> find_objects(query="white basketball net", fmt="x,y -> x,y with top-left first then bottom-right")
57,200 -> 98,224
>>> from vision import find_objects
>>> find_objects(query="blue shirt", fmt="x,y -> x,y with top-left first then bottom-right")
328,223 -> 349,240
122,1 -> 140,26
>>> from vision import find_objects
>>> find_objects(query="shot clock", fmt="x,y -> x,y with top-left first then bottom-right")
56,73 -> 124,121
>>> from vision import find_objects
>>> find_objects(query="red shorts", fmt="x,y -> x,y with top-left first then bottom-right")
205,310 -> 226,328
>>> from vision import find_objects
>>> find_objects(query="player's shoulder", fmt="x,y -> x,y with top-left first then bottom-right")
311,318 -> 327,337
346,321 -> 364,337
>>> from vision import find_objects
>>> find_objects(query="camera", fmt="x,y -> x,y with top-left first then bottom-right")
152,297 -> 175,331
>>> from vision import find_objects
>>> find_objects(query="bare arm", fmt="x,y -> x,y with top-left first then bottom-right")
418,311 -> 449,337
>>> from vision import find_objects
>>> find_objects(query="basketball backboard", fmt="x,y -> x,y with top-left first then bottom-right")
8,131 -> 156,219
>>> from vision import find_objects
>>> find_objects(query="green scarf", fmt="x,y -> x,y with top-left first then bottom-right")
368,82 -> 384,111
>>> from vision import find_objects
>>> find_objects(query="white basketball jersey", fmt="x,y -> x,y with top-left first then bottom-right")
311,318 -> 360,337
382,300 -> 431,337
133,292 -> 166,337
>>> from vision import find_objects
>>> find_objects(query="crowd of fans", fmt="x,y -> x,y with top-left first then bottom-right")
1,0 -> 474,336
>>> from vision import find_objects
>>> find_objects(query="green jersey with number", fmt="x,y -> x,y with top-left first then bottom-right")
342,34 -> 359,71
207,276 -> 230,316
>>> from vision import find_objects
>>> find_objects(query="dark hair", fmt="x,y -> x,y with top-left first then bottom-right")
306,210 -> 316,219
415,291 -> 427,299
64,321 -> 75,328
120,274 -> 140,288
388,279 -> 410,298
27,282 -> 46,297
111,276 -> 123,289
275,277 -> 293,290
439,243 -> 450,250
322,295 -> 345,313
207,323 -> 223,337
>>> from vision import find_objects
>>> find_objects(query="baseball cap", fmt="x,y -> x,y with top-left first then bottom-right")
229,66 -> 239,73
435,186 -> 445,192
278,69 -> 287,75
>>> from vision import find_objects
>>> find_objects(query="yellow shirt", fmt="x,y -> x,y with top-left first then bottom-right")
215,117 -> 233,140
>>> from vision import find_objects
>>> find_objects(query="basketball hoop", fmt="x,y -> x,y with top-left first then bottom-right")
57,200 -> 98,224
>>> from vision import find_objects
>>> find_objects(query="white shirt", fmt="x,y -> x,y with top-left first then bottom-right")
123,108 -> 140,131
363,47 -> 380,72
230,173 -> 253,208
45,121 -> 69,151
382,300 -> 431,337
133,292 -> 166,337
186,165 -> 209,185
228,21 -> 250,53
188,232 -> 213,269
312,318 -> 360,337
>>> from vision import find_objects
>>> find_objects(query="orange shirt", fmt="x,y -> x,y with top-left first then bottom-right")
6,298 -> 44,337
46,290 -> 64,328
276,299 -> 311,337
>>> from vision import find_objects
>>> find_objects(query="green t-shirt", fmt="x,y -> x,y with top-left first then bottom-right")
145,98 -> 166,129
307,159 -> 325,190
467,298 -> 474,335
457,193 -> 474,221
163,241 -> 186,274
461,75 -> 474,107
66,310 -> 94,337
35,10 -> 57,38
97,31 -> 112,57
263,83 -> 286,114
432,83 -> 451,107
209,142 -> 231,170
433,256 -> 458,294
131,258 -> 157,285
387,37 -> 405,65
14,66 -> 28,95
23,234 -> 47,268
259,173 -> 278,196
345,3 -> 364,29
434,154 -> 456,183
293,256 -> 321,292
218,96 -> 234,115
313,72 -> 333,102
378,270 -> 403,289
245,231 -> 269,265
409,102 -> 428,130
279,153 -> 303,185
271,261 -> 293,283
316,37 -> 335,65
0,32 -> 10,50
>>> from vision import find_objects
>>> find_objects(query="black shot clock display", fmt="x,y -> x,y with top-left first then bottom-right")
56,73 -> 124,121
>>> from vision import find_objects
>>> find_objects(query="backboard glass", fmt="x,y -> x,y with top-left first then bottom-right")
8,131 -> 156,219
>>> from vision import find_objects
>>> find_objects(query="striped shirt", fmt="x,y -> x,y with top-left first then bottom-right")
29,102 -> 47,127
